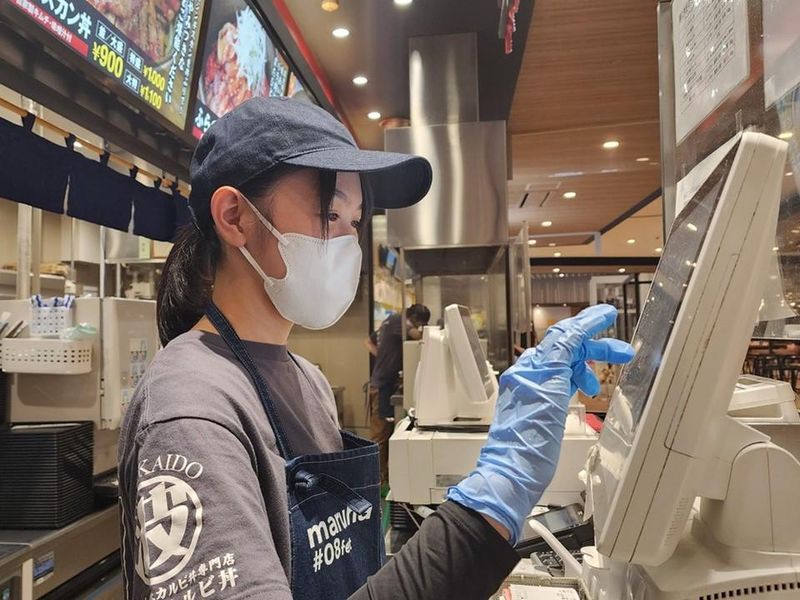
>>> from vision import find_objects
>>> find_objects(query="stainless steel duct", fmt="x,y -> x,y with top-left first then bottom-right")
385,33 -> 508,253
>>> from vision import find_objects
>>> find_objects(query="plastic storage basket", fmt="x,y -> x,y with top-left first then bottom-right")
30,306 -> 74,337
1,338 -> 92,375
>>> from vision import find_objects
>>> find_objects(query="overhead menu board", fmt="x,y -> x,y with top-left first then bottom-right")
10,0 -> 206,130
191,0 -> 290,139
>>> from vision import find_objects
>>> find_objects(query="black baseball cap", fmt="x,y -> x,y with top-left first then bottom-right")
189,97 -> 432,220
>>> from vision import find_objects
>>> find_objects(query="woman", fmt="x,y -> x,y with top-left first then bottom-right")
119,97 -> 634,599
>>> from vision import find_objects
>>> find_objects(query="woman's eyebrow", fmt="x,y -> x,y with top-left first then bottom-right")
334,188 -> 348,199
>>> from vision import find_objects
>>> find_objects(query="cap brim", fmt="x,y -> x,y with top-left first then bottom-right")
284,147 -> 432,210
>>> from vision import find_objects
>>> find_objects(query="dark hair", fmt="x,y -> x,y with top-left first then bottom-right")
157,166 -> 371,346
406,304 -> 431,325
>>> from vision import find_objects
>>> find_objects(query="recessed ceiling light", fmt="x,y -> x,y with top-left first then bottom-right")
352,75 -> 368,86
636,157 -> 649,162
562,191 -> 577,199
321,0 -> 340,11
687,223 -> 698,232
541,220 -> 552,227
554,252 -> 562,257
558,273 -> 565,278
655,247 -> 663,253
367,111 -> 381,120
332,27 -> 350,38
394,0 -> 413,5
528,239 -> 537,245
618,268 -> 626,273
548,242 -> 556,247
553,268 -> 561,273
778,131 -> 794,140
602,140 -> 620,149
627,239 -> 636,244
787,171 -> 794,177
773,246 -> 780,252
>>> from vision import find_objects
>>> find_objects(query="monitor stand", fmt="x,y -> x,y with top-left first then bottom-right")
582,417 -> 800,599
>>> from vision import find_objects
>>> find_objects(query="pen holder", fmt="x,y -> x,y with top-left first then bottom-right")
30,306 -> 74,337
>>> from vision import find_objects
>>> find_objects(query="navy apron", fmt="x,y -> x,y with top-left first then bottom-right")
205,302 -> 383,600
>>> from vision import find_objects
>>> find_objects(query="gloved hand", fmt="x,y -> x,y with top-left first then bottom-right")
447,304 -> 635,544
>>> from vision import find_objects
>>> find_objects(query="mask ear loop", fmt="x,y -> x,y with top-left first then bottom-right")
237,191 -> 285,285
238,191 -> 287,244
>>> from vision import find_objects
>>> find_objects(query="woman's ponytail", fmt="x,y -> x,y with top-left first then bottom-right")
156,224 -> 218,346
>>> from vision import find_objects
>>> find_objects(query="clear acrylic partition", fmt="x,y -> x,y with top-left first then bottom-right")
660,0 -> 800,341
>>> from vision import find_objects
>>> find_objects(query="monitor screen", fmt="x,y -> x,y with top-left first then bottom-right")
458,307 -> 494,398
11,0 -> 206,130
191,0 -> 286,138
599,144 -> 738,500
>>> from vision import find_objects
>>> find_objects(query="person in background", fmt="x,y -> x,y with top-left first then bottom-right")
364,303 -> 431,485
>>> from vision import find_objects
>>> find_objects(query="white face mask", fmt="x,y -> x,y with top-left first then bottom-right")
238,194 -> 362,330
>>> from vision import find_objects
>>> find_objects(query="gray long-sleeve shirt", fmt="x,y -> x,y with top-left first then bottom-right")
119,330 -> 518,600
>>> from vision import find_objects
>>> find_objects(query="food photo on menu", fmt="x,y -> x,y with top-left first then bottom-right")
87,0 -> 182,64
193,0 -> 280,137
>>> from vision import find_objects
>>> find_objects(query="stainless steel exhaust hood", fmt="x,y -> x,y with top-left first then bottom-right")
385,33 -> 508,256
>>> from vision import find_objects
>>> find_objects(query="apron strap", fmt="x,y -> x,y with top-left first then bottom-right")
293,469 -> 372,516
205,301 -> 293,459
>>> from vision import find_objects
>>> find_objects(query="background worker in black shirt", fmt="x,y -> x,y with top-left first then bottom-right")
364,303 -> 431,485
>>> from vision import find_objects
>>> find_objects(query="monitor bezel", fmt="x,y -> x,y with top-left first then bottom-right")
591,132 -> 788,565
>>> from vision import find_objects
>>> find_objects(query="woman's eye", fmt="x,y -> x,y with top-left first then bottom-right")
327,213 -> 340,223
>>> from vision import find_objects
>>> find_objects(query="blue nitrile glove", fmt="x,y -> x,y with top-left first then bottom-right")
447,304 -> 635,544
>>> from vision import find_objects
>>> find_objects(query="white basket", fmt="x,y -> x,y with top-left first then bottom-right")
30,306 -> 74,337
1,338 -> 92,375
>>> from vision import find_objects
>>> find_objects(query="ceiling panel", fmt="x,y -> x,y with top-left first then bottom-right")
510,0 -> 659,134
507,0 -> 661,244
279,0 -> 533,149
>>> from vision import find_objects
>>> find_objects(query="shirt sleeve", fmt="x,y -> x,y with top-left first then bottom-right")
123,418 -> 292,600
349,501 -> 519,599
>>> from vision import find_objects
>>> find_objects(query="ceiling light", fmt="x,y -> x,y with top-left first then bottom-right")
618,268 -> 626,273
554,252 -> 562,257
367,111 -> 381,120
655,247 -> 663,253
627,239 -> 636,244
778,131 -> 794,140
553,268 -> 561,273
636,157 -> 649,162
321,0 -> 340,11
548,242 -> 556,247
787,171 -> 794,177
792,230 -> 800,234
352,75 -> 368,86
773,246 -> 780,252
332,27 -> 350,38
562,191 -> 577,199
528,239 -> 537,245
394,0 -> 413,5
687,223 -> 698,232
602,140 -> 620,149
558,273 -> 565,278
541,220 -> 553,227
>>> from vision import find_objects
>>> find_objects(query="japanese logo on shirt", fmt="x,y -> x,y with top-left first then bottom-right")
135,474 -> 203,585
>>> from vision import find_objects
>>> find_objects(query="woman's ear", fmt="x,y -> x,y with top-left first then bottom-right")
210,186 -> 248,248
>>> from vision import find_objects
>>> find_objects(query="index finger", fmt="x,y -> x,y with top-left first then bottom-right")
572,304 -> 619,337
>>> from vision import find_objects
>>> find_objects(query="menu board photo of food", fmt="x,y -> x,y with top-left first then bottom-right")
10,0 -> 206,130
192,0 -> 290,139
